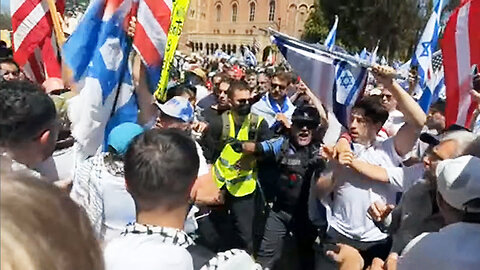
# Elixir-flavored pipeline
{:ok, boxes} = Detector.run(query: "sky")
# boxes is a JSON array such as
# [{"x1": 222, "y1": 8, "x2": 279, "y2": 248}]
[{"x1": 1, "y1": 0, "x2": 10, "y2": 14}]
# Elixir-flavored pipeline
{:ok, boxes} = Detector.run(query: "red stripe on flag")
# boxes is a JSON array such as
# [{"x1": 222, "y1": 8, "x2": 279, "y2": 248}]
[
  {"x1": 13, "y1": 15, "x2": 53, "y2": 66},
  {"x1": 442, "y1": 5, "x2": 461, "y2": 127},
  {"x1": 134, "y1": 23, "x2": 162, "y2": 66},
  {"x1": 143, "y1": 0, "x2": 171, "y2": 34},
  {"x1": 466, "y1": 0, "x2": 480, "y2": 126},
  {"x1": 41, "y1": 34, "x2": 62, "y2": 79},
  {"x1": 27, "y1": 53, "x2": 44, "y2": 82},
  {"x1": 11, "y1": 0, "x2": 43, "y2": 30}
]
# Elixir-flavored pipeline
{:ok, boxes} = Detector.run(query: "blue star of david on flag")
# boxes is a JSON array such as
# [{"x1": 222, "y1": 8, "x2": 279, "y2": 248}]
[{"x1": 420, "y1": 42, "x2": 431, "y2": 58}]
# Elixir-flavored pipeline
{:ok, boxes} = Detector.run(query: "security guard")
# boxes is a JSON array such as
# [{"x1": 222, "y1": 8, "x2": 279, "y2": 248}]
[
  {"x1": 206, "y1": 80, "x2": 272, "y2": 254},
  {"x1": 254, "y1": 106, "x2": 326, "y2": 270}
]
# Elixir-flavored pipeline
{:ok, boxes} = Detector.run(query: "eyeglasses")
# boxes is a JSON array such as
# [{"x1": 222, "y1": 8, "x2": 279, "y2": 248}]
[
  {"x1": 381, "y1": 94, "x2": 393, "y2": 100},
  {"x1": 293, "y1": 120, "x2": 318, "y2": 130},
  {"x1": 1, "y1": 70, "x2": 20, "y2": 77},
  {"x1": 271, "y1": 83, "x2": 287, "y2": 90}
]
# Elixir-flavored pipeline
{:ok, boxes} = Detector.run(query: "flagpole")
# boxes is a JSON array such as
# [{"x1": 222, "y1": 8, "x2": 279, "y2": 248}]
[{"x1": 46, "y1": 0, "x2": 66, "y2": 48}]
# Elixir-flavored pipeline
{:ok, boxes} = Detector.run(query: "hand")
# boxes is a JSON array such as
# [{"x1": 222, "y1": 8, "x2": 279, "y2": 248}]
[
  {"x1": 371, "y1": 65, "x2": 396, "y2": 87},
  {"x1": 191, "y1": 121, "x2": 209, "y2": 134},
  {"x1": 338, "y1": 151, "x2": 354, "y2": 167},
  {"x1": 242, "y1": 142, "x2": 257, "y2": 154},
  {"x1": 276, "y1": 113, "x2": 291, "y2": 129},
  {"x1": 470, "y1": 89, "x2": 480, "y2": 104},
  {"x1": 367, "y1": 201, "x2": 395, "y2": 222},
  {"x1": 127, "y1": 16, "x2": 137, "y2": 38},
  {"x1": 326, "y1": 243, "x2": 364, "y2": 270},
  {"x1": 367, "y1": 253, "x2": 398, "y2": 270},
  {"x1": 321, "y1": 145, "x2": 337, "y2": 160}
]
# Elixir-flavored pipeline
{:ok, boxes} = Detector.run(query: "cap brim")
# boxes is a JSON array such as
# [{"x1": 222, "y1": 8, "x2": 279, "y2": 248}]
[
  {"x1": 155, "y1": 102, "x2": 187, "y2": 122},
  {"x1": 420, "y1": 133, "x2": 440, "y2": 146}
]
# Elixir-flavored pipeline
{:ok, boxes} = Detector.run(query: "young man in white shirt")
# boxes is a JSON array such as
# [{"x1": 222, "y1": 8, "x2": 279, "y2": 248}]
[
  {"x1": 315, "y1": 65, "x2": 426, "y2": 268},
  {"x1": 104, "y1": 129, "x2": 258, "y2": 270}
]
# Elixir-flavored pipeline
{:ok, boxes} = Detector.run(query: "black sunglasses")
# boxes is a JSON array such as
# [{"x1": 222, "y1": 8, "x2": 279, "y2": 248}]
[{"x1": 272, "y1": 83, "x2": 287, "y2": 90}]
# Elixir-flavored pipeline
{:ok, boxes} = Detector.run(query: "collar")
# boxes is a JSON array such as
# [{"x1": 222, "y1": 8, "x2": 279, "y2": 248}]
[{"x1": 123, "y1": 223, "x2": 194, "y2": 248}]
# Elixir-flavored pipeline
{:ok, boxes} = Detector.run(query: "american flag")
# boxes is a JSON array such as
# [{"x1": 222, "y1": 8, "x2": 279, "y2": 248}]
[
  {"x1": 62, "y1": 0, "x2": 171, "y2": 156},
  {"x1": 11, "y1": 0, "x2": 64, "y2": 83}
]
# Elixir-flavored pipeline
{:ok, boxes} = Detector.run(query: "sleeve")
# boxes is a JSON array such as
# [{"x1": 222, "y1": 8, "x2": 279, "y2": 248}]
[
  {"x1": 258, "y1": 137, "x2": 285, "y2": 158},
  {"x1": 200, "y1": 116, "x2": 223, "y2": 164},
  {"x1": 381, "y1": 137, "x2": 405, "y2": 166},
  {"x1": 257, "y1": 119, "x2": 274, "y2": 142},
  {"x1": 387, "y1": 163, "x2": 425, "y2": 192},
  {"x1": 195, "y1": 142, "x2": 210, "y2": 177}
]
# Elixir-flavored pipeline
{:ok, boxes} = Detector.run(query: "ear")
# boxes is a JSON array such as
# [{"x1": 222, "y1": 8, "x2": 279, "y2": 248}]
[{"x1": 39, "y1": 129, "x2": 51, "y2": 145}]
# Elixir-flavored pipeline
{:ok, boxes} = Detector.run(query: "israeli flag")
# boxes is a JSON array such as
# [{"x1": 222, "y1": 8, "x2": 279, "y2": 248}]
[
  {"x1": 63, "y1": 0, "x2": 138, "y2": 156},
  {"x1": 332, "y1": 61, "x2": 368, "y2": 127},
  {"x1": 243, "y1": 46, "x2": 258, "y2": 67},
  {"x1": 324, "y1": 15, "x2": 338, "y2": 51},
  {"x1": 411, "y1": 0, "x2": 443, "y2": 112}
]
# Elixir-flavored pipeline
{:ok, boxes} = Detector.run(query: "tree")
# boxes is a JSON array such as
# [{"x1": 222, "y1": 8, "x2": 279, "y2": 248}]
[{"x1": 302, "y1": 4, "x2": 329, "y2": 43}]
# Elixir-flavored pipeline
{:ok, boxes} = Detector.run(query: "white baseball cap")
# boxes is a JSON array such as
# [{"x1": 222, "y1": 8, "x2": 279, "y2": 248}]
[{"x1": 436, "y1": 155, "x2": 480, "y2": 213}]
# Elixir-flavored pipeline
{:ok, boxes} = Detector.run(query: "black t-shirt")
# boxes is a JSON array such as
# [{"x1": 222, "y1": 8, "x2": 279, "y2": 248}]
[{"x1": 200, "y1": 109, "x2": 273, "y2": 164}]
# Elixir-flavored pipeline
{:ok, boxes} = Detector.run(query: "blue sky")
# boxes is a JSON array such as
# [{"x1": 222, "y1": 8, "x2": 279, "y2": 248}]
[{"x1": 1, "y1": 0, "x2": 10, "y2": 14}]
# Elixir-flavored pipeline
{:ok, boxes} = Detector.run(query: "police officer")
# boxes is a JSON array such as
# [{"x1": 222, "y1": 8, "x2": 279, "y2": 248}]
[{"x1": 254, "y1": 106, "x2": 326, "y2": 270}]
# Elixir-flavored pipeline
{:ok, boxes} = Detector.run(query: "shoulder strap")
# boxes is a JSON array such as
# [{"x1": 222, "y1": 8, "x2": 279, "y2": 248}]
[
  {"x1": 186, "y1": 244, "x2": 217, "y2": 270},
  {"x1": 221, "y1": 112, "x2": 231, "y2": 143},
  {"x1": 248, "y1": 113, "x2": 260, "y2": 141}
]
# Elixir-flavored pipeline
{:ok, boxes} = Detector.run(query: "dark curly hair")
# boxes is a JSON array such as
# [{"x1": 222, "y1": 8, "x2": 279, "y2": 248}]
[
  {"x1": 353, "y1": 95, "x2": 389, "y2": 126},
  {"x1": 0, "y1": 80, "x2": 56, "y2": 146}
]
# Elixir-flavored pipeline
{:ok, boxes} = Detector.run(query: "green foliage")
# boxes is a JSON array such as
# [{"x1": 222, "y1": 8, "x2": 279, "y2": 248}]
[{"x1": 302, "y1": 5, "x2": 329, "y2": 43}]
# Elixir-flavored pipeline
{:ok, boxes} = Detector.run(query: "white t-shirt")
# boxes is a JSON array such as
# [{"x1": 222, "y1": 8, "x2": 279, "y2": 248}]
[
  {"x1": 378, "y1": 110, "x2": 404, "y2": 140},
  {"x1": 326, "y1": 138, "x2": 404, "y2": 242},
  {"x1": 35, "y1": 147, "x2": 76, "y2": 182},
  {"x1": 398, "y1": 222, "x2": 480, "y2": 270}
]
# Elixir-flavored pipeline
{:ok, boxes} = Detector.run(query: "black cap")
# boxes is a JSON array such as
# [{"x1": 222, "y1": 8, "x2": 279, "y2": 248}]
[
  {"x1": 420, "y1": 124, "x2": 471, "y2": 146},
  {"x1": 291, "y1": 106, "x2": 320, "y2": 126}
]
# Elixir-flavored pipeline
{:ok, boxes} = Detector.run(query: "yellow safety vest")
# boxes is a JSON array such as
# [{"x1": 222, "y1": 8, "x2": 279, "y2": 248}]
[{"x1": 213, "y1": 112, "x2": 262, "y2": 197}]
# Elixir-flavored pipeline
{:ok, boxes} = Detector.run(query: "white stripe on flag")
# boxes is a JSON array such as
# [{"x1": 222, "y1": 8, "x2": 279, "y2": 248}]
[
  {"x1": 13, "y1": 0, "x2": 49, "y2": 51},
  {"x1": 455, "y1": 2, "x2": 472, "y2": 125},
  {"x1": 10, "y1": 0, "x2": 26, "y2": 15},
  {"x1": 137, "y1": 0, "x2": 168, "y2": 58}
]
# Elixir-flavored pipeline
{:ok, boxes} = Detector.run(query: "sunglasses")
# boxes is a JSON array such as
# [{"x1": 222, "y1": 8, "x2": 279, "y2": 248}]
[
  {"x1": 237, "y1": 99, "x2": 250, "y2": 104},
  {"x1": 1, "y1": 70, "x2": 20, "y2": 77},
  {"x1": 271, "y1": 83, "x2": 287, "y2": 90},
  {"x1": 293, "y1": 120, "x2": 318, "y2": 130}
]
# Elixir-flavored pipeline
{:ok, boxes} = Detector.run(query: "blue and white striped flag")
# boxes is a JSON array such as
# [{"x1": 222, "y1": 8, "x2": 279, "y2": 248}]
[
  {"x1": 243, "y1": 46, "x2": 258, "y2": 67},
  {"x1": 333, "y1": 61, "x2": 368, "y2": 127},
  {"x1": 324, "y1": 15, "x2": 338, "y2": 51},
  {"x1": 63, "y1": 0, "x2": 138, "y2": 156},
  {"x1": 411, "y1": 0, "x2": 443, "y2": 112}
]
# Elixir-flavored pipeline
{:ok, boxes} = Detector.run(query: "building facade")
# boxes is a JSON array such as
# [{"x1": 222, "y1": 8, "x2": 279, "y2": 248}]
[{"x1": 179, "y1": 0, "x2": 314, "y2": 58}]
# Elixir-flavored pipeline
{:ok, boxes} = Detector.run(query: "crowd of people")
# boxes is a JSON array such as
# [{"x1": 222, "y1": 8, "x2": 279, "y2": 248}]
[{"x1": 2, "y1": 39, "x2": 480, "y2": 270}]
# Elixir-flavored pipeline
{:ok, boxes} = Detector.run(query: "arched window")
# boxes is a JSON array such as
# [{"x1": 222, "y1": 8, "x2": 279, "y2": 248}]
[
  {"x1": 232, "y1": 3, "x2": 238, "y2": 22},
  {"x1": 269, "y1": 1, "x2": 275, "y2": 22},
  {"x1": 216, "y1": 5, "x2": 221, "y2": 22},
  {"x1": 249, "y1": 2, "x2": 255, "y2": 22}
]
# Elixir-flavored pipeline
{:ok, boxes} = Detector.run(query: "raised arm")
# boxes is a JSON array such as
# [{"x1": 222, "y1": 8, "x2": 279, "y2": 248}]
[{"x1": 372, "y1": 65, "x2": 426, "y2": 157}]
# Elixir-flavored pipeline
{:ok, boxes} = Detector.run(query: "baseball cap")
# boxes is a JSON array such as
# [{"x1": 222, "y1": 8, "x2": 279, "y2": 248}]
[
  {"x1": 107, "y1": 122, "x2": 144, "y2": 155},
  {"x1": 156, "y1": 96, "x2": 194, "y2": 123},
  {"x1": 292, "y1": 106, "x2": 320, "y2": 126},
  {"x1": 436, "y1": 155, "x2": 480, "y2": 213}
]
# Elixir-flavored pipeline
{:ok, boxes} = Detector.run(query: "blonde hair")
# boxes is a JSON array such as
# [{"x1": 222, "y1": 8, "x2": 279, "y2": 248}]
[{"x1": 1, "y1": 171, "x2": 104, "y2": 270}]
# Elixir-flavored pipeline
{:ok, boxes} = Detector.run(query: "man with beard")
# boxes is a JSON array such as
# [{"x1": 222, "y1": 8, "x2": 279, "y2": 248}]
[
  {"x1": 254, "y1": 106, "x2": 326, "y2": 270},
  {"x1": 208, "y1": 80, "x2": 272, "y2": 254},
  {"x1": 367, "y1": 129, "x2": 477, "y2": 254}
]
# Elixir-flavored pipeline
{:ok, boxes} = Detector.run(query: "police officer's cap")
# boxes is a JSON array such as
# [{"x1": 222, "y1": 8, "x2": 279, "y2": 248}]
[{"x1": 291, "y1": 106, "x2": 320, "y2": 126}]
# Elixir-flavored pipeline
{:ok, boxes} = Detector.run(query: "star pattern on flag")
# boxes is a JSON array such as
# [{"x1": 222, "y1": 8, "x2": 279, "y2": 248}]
[
  {"x1": 420, "y1": 41, "x2": 431, "y2": 57},
  {"x1": 340, "y1": 73, "x2": 354, "y2": 89}
]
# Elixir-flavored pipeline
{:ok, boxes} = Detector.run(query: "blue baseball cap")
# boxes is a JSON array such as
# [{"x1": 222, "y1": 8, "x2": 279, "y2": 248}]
[
  {"x1": 107, "y1": 122, "x2": 144, "y2": 155},
  {"x1": 156, "y1": 96, "x2": 194, "y2": 123}
]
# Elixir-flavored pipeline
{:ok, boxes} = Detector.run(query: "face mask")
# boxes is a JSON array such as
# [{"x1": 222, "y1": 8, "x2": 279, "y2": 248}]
[{"x1": 235, "y1": 103, "x2": 251, "y2": 116}]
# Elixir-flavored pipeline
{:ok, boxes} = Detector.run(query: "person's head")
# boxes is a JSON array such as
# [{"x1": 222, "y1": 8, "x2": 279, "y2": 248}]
[
  {"x1": 380, "y1": 88, "x2": 397, "y2": 112},
  {"x1": 185, "y1": 68, "x2": 206, "y2": 86},
  {"x1": 422, "y1": 130, "x2": 478, "y2": 182},
  {"x1": 0, "y1": 40, "x2": 6, "y2": 48},
  {"x1": 270, "y1": 71, "x2": 290, "y2": 102},
  {"x1": 245, "y1": 70, "x2": 257, "y2": 90},
  {"x1": 290, "y1": 106, "x2": 320, "y2": 147},
  {"x1": 426, "y1": 100, "x2": 446, "y2": 132},
  {"x1": 1, "y1": 170, "x2": 103, "y2": 270},
  {"x1": 0, "y1": 80, "x2": 59, "y2": 167},
  {"x1": 124, "y1": 129, "x2": 199, "y2": 213},
  {"x1": 257, "y1": 72, "x2": 271, "y2": 94},
  {"x1": 212, "y1": 73, "x2": 230, "y2": 107},
  {"x1": 107, "y1": 122, "x2": 144, "y2": 158},
  {"x1": 349, "y1": 96, "x2": 389, "y2": 145},
  {"x1": 227, "y1": 80, "x2": 251, "y2": 117},
  {"x1": 166, "y1": 83, "x2": 196, "y2": 106},
  {"x1": 0, "y1": 58, "x2": 21, "y2": 82},
  {"x1": 155, "y1": 96, "x2": 194, "y2": 132},
  {"x1": 435, "y1": 155, "x2": 480, "y2": 224}
]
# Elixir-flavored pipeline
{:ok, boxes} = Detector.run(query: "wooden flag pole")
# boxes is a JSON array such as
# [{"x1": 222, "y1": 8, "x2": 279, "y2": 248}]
[{"x1": 46, "y1": 0, "x2": 66, "y2": 48}]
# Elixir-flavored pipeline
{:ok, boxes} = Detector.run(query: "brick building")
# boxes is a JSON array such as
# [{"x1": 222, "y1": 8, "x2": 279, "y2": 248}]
[{"x1": 179, "y1": 0, "x2": 314, "y2": 58}]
